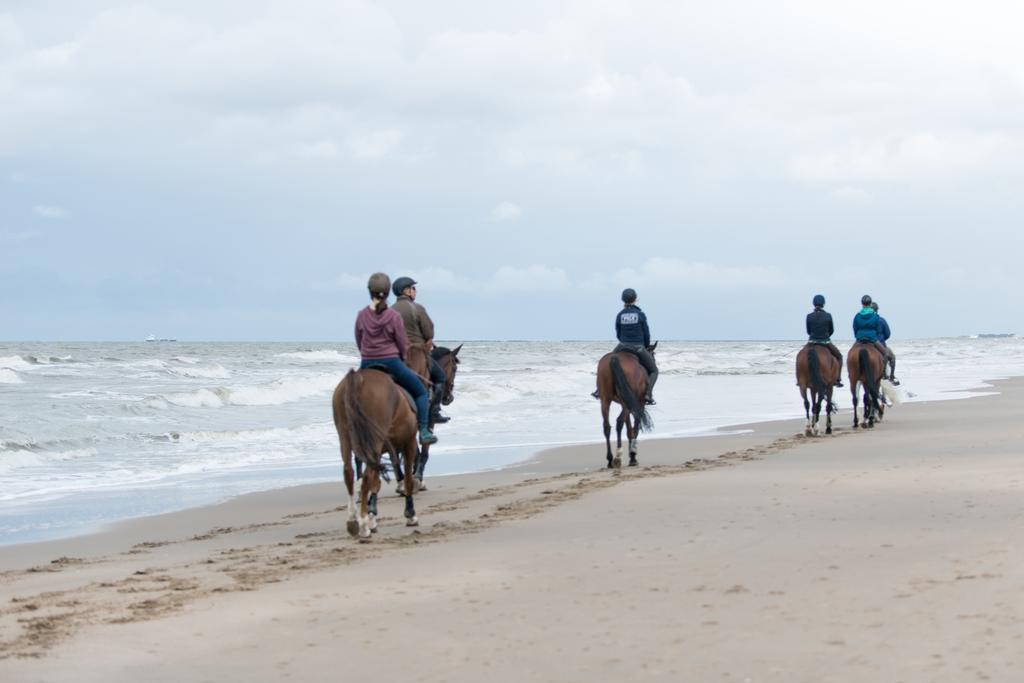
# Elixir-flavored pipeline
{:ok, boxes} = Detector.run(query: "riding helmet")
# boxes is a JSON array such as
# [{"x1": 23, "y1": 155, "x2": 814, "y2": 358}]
[
  {"x1": 621, "y1": 288, "x2": 637, "y2": 304},
  {"x1": 861, "y1": 294, "x2": 872, "y2": 306},
  {"x1": 392, "y1": 276, "x2": 417, "y2": 297},
  {"x1": 367, "y1": 272, "x2": 391, "y2": 298},
  {"x1": 812, "y1": 294, "x2": 826, "y2": 307}
]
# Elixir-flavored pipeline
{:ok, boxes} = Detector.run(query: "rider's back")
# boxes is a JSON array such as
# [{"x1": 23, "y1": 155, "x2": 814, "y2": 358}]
[
  {"x1": 806, "y1": 309, "x2": 834, "y2": 341},
  {"x1": 616, "y1": 306, "x2": 649, "y2": 346},
  {"x1": 355, "y1": 306, "x2": 407, "y2": 359},
  {"x1": 392, "y1": 296, "x2": 434, "y2": 345},
  {"x1": 852, "y1": 309, "x2": 880, "y2": 342}
]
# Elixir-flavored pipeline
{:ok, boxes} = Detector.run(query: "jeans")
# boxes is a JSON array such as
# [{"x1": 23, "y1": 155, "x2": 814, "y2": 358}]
[{"x1": 360, "y1": 358, "x2": 429, "y2": 429}]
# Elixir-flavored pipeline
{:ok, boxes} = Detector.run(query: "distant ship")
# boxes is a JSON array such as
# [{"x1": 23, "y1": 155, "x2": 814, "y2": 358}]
[
  {"x1": 145, "y1": 334, "x2": 177, "y2": 342},
  {"x1": 976, "y1": 333, "x2": 1015, "y2": 339}
]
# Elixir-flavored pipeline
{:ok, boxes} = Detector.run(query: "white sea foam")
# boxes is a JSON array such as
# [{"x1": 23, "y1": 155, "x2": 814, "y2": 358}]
[
  {"x1": 0, "y1": 369, "x2": 23, "y2": 384},
  {"x1": 227, "y1": 373, "x2": 340, "y2": 406},
  {"x1": 276, "y1": 349, "x2": 360, "y2": 363},
  {"x1": 0, "y1": 355, "x2": 34, "y2": 371},
  {"x1": 0, "y1": 447, "x2": 98, "y2": 473},
  {"x1": 168, "y1": 364, "x2": 230, "y2": 379}
]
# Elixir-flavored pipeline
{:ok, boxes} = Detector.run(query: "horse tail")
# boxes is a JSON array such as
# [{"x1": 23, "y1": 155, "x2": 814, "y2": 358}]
[
  {"x1": 341, "y1": 370, "x2": 391, "y2": 471},
  {"x1": 610, "y1": 355, "x2": 652, "y2": 432},
  {"x1": 858, "y1": 347, "x2": 881, "y2": 406},
  {"x1": 807, "y1": 346, "x2": 827, "y2": 396}
]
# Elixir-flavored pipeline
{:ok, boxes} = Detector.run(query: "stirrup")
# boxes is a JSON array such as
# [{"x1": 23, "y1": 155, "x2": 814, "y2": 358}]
[
  {"x1": 644, "y1": 396, "x2": 656, "y2": 405},
  {"x1": 590, "y1": 390, "x2": 600, "y2": 399},
  {"x1": 890, "y1": 377, "x2": 901, "y2": 386}
]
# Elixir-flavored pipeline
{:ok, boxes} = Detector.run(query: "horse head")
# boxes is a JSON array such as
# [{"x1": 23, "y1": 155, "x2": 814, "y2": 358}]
[
  {"x1": 433, "y1": 343, "x2": 462, "y2": 405},
  {"x1": 647, "y1": 340, "x2": 658, "y2": 356}
]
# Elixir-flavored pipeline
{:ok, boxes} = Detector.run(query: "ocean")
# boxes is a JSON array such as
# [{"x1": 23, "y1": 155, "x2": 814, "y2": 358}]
[{"x1": 2, "y1": 337, "x2": 1023, "y2": 545}]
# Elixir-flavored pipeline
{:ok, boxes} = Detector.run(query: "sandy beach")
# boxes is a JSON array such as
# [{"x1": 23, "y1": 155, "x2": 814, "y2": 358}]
[{"x1": 2, "y1": 379, "x2": 1024, "y2": 681}]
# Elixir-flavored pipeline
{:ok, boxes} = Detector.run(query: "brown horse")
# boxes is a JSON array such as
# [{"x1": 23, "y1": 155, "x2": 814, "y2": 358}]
[
  {"x1": 398, "y1": 343, "x2": 462, "y2": 490},
  {"x1": 332, "y1": 368, "x2": 420, "y2": 541},
  {"x1": 595, "y1": 342, "x2": 656, "y2": 468},
  {"x1": 846, "y1": 341, "x2": 886, "y2": 429},
  {"x1": 796, "y1": 344, "x2": 841, "y2": 436}
]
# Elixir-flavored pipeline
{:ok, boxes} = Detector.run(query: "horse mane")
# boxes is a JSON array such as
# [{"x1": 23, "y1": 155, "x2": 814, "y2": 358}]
[{"x1": 431, "y1": 346, "x2": 458, "y2": 363}]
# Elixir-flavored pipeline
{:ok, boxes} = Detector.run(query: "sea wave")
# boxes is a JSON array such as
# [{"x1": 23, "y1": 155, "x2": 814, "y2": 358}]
[
  {"x1": 0, "y1": 446, "x2": 99, "y2": 473},
  {"x1": 152, "y1": 373, "x2": 340, "y2": 408},
  {"x1": 0, "y1": 355, "x2": 35, "y2": 371},
  {"x1": 0, "y1": 369, "x2": 24, "y2": 384},
  {"x1": 167, "y1": 364, "x2": 231, "y2": 379},
  {"x1": 276, "y1": 349, "x2": 360, "y2": 363}
]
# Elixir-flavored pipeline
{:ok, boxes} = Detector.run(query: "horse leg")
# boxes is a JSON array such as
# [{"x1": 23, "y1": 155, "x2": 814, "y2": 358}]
[
  {"x1": 863, "y1": 388, "x2": 874, "y2": 428},
  {"x1": 825, "y1": 390, "x2": 834, "y2": 435},
  {"x1": 602, "y1": 400, "x2": 613, "y2": 468},
  {"x1": 414, "y1": 443, "x2": 429, "y2": 491},
  {"x1": 627, "y1": 415, "x2": 639, "y2": 467},
  {"x1": 358, "y1": 468, "x2": 375, "y2": 541},
  {"x1": 402, "y1": 437, "x2": 419, "y2": 527},
  {"x1": 341, "y1": 432, "x2": 359, "y2": 538},
  {"x1": 851, "y1": 383, "x2": 859, "y2": 429},
  {"x1": 615, "y1": 413, "x2": 625, "y2": 461},
  {"x1": 811, "y1": 392, "x2": 821, "y2": 436},
  {"x1": 613, "y1": 409, "x2": 626, "y2": 469},
  {"x1": 801, "y1": 386, "x2": 811, "y2": 436}
]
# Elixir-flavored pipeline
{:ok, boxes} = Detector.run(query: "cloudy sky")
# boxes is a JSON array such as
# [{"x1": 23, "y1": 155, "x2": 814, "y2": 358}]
[{"x1": 2, "y1": 1, "x2": 1022, "y2": 341}]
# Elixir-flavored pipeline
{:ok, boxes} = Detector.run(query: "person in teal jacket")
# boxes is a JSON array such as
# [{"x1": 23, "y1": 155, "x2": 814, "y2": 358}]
[{"x1": 852, "y1": 295, "x2": 889, "y2": 360}]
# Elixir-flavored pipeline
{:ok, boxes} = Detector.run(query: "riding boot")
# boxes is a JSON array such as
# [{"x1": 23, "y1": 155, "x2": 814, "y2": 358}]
[
  {"x1": 591, "y1": 390, "x2": 600, "y2": 399},
  {"x1": 429, "y1": 384, "x2": 450, "y2": 423},
  {"x1": 645, "y1": 370, "x2": 658, "y2": 405},
  {"x1": 889, "y1": 360, "x2": 900, "y2": 385},
  {"x1": 418, "y1": 425, "x2": 437, "y2": 445}
]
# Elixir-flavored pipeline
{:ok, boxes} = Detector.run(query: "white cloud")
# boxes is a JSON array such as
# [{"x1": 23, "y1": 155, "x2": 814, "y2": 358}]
[
  {"x1": 589, "y1": 257, "x2": 785, "y2": 290},
  {"x1": 346, "y1": 128, "x2": 404, "y2": 161},
  {"x1": 830, "y1": 185, "x2": 871, "y2": 202},
  {"x1": 32, "y1": 205, "x2": 67, "y2": 219},
  {"x1": 0, "y1": 229, "x2": 41, "y2": 243},
  {"x1": 490, "y1": 265, "x2": 570, "y2": 292},
  {"x1": 490, "y1": 201, "x2": 523, "y2": 222}
]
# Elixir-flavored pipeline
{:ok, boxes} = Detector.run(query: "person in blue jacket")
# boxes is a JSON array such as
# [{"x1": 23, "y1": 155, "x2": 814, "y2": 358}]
[
  {"x1": 852, "y1": 295, "x2": 889, "y2": 361},
  {"x1": 593, "y1": 288, "x2": 659, "y2": 404},
  {"x1": 870, "y1": 301, "x2": 899, "y2": 385}
]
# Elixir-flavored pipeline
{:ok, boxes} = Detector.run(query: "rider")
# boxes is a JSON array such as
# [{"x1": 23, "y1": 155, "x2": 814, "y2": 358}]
[
  {"x1": 870, "y1": 301, "x2": 900, "y2": 385},
  {"x1": 613, "y1": 288, "x2": 658, "y2": 405},
  {"x1": 391, "y1": 276, "x2": 450, "y2": 424},
  {"x1": 852, "y1": 294, "x2": 888, "y2": 361},
  {"x1": 354, "y1": 272, "x2": 437, "y2": 445},
  {"x1": 805, "y1": 294, "x2": 844, "y2": 387}
]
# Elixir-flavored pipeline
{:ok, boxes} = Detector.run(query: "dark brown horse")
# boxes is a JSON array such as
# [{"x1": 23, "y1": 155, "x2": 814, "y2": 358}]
[
  {"x1": 332, "y1": 368, "x2": 420, "y2": 541},
  {"x1": 846, "y1": 341, "x2": 886, "y2": 429},
  {"x1": 796, "y1": 344, "x2": 841, "y2": 436},
  {"x1": 595, "y1": 342, "x2": 656, "y2": 468},
  {"x1": 396, "y1": 343, "x2": 462, "y2": 490}
]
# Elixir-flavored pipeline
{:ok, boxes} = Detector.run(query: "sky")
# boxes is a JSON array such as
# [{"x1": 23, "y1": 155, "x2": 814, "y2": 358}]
[{"x1": 2, "y1": 0, "x2": 1023, "y2": 341}]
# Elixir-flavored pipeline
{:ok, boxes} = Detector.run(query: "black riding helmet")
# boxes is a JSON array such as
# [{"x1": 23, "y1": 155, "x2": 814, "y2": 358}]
[
  {"x1": 813, "y1": 294, "x2": 825, "y2": 307},
  {"x1": 861, "y1": 294, "x2": 872, "y2": 306},
  {"x1": 621, "y1": 288, "x2": 637, "y2": 304},
  {"x1": 392, "y1": 276, "x2": 417, "y2": 297}
]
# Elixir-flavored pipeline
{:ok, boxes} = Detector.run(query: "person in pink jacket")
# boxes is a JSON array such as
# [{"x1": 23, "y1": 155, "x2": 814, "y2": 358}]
[{"x1": 354, "y1": 272, "x2": 437, "y2": 445}]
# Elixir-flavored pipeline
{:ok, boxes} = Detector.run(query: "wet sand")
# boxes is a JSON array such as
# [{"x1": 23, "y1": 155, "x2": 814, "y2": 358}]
[{"x1": 3, "y1": 379, "x2": 1024, "y2": 681}]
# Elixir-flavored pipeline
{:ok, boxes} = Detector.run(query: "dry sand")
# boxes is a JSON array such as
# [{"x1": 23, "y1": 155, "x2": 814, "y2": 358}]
[{"x1": 3, "y1": 379, "x2": 1024, "y2": 681}]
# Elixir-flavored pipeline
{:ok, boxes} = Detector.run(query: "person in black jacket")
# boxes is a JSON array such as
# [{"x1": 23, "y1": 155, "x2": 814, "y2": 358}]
[{"x1": 806, "y1": 294, "x2": 844, "y2": 387}]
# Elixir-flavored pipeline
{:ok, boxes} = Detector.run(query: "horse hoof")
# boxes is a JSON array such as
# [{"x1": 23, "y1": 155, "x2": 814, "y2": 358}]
[
  {"x1": 628, "y1": 458, "x2": 638, "y2": 467},
  {"x1": 612, "y1": 457, "x2": 621, "y2": 469},
  {"x1": 606, "y1": 461, "x2": 613, "y2": 469},
  {"x1": 406, "y1": 517, "x2": 419, "y2": 527},
  {"x1": 346, "y1": 520, "x2": 359, "y2": 537},
  {"x1": 395, "y1": 486, "x2": 404, "y2": 496},
  {"x1": 804, "y1": 428, "x2": 813, "y2": 437},
  {"x1": 826, "y1": 428, "x2": 833, "y2": 435},
  {"x1": 359, "y1": 535, "x2": 372, "y2": 544}
]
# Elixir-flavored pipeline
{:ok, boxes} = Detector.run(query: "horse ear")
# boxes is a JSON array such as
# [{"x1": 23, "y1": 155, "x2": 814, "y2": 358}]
[
  {"x1": 650, "y1": 341, "x2": 658, "y2": 351},
  {"x1": 452, "y1": 344, "x2": 463, "y2": 356}
]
